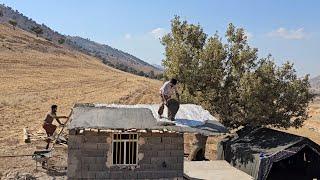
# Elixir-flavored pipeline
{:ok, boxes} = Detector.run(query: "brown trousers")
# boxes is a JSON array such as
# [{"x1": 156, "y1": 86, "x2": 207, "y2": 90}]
[{"x1": 158, "y1": 94, "x2": 180, "y2": 121}]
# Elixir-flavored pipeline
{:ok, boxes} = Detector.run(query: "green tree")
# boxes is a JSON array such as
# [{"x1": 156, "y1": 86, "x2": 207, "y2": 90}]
[
  {"x1": 58, "y1": 38, "x2": 65, "y2": 44},
  {"x1": 148, "y1": 70, "x2": 155, "y2": 79},
  {"x1": 8, "y1": 19, "x2": 17, "y2": 30},
  {"x1": 31, "y1": 26, "x2": 43, "y2": 37},
  {"x1": 162, "y1": 16, "x2": 313, "y2": 129},
  {"x1": 162, "y1": 16, "x2": 207, "y2": 103}
]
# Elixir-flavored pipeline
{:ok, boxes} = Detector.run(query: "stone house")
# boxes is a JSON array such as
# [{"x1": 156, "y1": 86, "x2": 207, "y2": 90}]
[{"x1": 67, "y1": 103, "x2": 227, "y2": 179}]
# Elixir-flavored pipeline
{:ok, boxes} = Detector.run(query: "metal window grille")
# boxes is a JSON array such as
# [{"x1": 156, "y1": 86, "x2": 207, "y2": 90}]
[{"x1": 112, "y1": 133, "x2": 138, "y2": 165}]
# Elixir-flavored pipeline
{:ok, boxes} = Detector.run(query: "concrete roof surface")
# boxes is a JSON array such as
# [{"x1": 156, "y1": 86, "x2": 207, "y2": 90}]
[
  {"x1": 68, "y1": 103, "x2": 227, "y2": 135},
  {"x1": 184, "y1": 160, "x2": 253, "y2": 180}
]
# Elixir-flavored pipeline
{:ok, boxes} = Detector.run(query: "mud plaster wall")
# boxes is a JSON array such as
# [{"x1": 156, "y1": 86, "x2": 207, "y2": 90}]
[
  {"x1": 67, "y1": 130, "x2": 184, "y2": 179},
  {"x1": 184, "y1": 133, "x2": 224, "y2": 160}
]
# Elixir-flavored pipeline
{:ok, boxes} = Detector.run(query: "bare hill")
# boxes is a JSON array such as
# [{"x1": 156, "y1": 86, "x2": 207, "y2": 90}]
[
  {"x1": 0, "y1": 23, "x2": 161, "y2": 175},
  {"x1": 310, "y1": 75, "x2": 320, "y2": 94},
  {"x1": 0, "y1": 4, "x2": 162, "y2": 77}
]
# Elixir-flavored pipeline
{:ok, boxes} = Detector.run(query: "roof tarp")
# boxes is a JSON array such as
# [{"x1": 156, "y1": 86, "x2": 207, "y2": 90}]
[
  {"x1": 68, "y1": 103, "x2": 228, "y2": 135},
  {"x1": 217, "y1": 127, "x2": 320, "y2": 180}
]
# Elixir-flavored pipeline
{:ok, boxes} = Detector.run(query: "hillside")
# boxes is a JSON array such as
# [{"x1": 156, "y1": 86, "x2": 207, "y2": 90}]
[
  {"x1": 0, "y1": 23, "x2": 161, "y2": 176},
  {"x1": 66, "y1": 36, "x2": 162, "y2": 76},
  {"x1": 310, "y1": 75, "x2": 320, "y2": 94},
  {"x1": 0, "y1": 4, "x2": 162, "y2": 77}
]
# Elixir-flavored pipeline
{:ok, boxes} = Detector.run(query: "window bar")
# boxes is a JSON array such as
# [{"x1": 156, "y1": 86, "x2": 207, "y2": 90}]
[
  {"x1": 131, "y1": 142, "x2": 134, "y2": 164},
  {"x1": 119, "y1": 133, "x2": 122, "y2": 164},
  {"x1": 128, "y1": 134, "x2": 130, "y2": 164},
  {"x1": 115, "y1": 134, "x2": 118, "y2": 164}
]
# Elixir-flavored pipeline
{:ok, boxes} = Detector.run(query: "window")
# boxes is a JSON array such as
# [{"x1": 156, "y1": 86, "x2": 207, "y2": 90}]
[{"x1": 112, "y1": 133, "x2": 138, "y2": 165}]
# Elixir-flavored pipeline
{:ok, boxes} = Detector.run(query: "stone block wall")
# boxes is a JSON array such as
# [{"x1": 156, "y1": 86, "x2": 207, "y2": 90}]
[
  {"x1": 68, "y1": 130, "x2": 184, "y2": 179},
  {"x1": 184, "y1": 133, "x2": 224, "y2": 160}
]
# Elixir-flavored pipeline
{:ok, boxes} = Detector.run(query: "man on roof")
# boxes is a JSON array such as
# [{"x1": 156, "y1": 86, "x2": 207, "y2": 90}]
[
  {"x1": 43, "y1": 105, "x2": 68, "y2": 149},
  {"x1": 158, "y1": 78, "x2": 180, "y2": 120}
]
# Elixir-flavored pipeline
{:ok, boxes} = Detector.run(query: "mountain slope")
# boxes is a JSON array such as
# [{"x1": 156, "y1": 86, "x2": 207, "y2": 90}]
[
  {"x1": 0, "y1": 23, "x2": 161, "y2": 174},
  {"x1": 310, "y1": 75, "x2": 320, "y2": 94},
  {"x1": 0, "y1": 4, "x2": 162, "y2": 77},
  {"x1": 67, "y1": 36, "x2": 161, "y2": 75}
]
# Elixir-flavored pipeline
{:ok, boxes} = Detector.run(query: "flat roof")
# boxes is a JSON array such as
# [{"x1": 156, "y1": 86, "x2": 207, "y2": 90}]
[{"x1": 68, "y1": 103, "x2": 228, "y2": 135}]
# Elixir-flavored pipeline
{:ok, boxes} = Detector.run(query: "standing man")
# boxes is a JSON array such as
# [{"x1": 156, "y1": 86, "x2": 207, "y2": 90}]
[
  {"x1": 43, "y1": 105, "x2": 68, "y2": 149},
  {"x1": 158, "y1": 78, "x2": 180, "y2": 120}
]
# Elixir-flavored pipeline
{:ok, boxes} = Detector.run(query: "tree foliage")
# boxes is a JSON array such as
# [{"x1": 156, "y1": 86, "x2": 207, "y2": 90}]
[
  {"x1": 8, "y1": 19, "x2": 17, "y2": 30},
  {"x1": 162, "y1": 16, "x2": 313, "y2": 129},
  {"x1": 31, "y1": 26, "x2": 43, "y2": 37},
  {"x1": 58, "y1": 38, "x2": 65, "y2": 44}
]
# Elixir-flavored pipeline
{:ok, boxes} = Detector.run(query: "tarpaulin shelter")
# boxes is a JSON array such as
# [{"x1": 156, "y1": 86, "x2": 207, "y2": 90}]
[{"x1": 217, "y1": 127, "x2": 320, "y2": 180}]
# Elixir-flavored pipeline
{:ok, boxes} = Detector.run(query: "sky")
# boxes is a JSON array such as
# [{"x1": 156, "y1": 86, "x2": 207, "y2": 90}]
[{"x1": 1, "y1": 0, "x2": 319, "y2": 77}]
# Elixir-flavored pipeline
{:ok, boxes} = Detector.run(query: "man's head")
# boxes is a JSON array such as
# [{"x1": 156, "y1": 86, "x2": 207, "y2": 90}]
[
  {"x1": 170, "y1": 78, "x2": 177, "y2": 85},
  {"x1": 51, "y1": 104, "x2": 57, "y2": 113}
]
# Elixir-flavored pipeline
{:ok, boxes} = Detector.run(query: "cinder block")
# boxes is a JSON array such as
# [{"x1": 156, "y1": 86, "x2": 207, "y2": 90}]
[
  {"x1": 177, "y1": 144, "x2": 184, "y2": 150},
  {"x1": 165, "y1": 144, "x2": 176, "y2": 150},
  {"x1": 123, "y1": 171, "x2": 138, "y2": 179},
  {"x1": 82, "y1": 149, "x2": 106, "y2": 157},
  {"x1": 88, "y1": 164, "x2": 105, "y2": 171},
  {"x1": 109, "y1": 171, "x2": 124, "y2": 179},
  {"x1": 148, "y1": 137, "x2": 162, "y2": 144},
  {"x1": 88, "y1": 171, "x2": 97, "y2": 179},
  {"x1": 177, "y1": 156, "x2": 184, "y2": 163},
  {"x1": 162, "y1": 170, "x2": 178, "y2": 178},
  {"x1": 83, "y1": 135, "x2": 100, "y2": 143},
  {"x1": 66, "y1": 164, "x2": 77, "y2": 178},
  {"x1": 164, "y1": 157, "x2": 177, "y2": 164},
  {"x1": 171, "y1": 137, "x2": 184, "y2": 144},
  {"x1": 157, "y1": 150, "x2": 168, "y2": 157},
  {"x1": 139, "y1": 144, "x2": 152, "y2": 150},
  {"x1": 168, "y1": 163, "x2": 183, "y2": 170},
  {"x1": 150, "y1": 157, "x2": 162, "y2": 164},
  {"x1": 153, "y1": 144, "x2": 165, "y2": 150},
  {"x1": 81, "y1": 164, "x2": 89, "y2": 171},
  {"x1": 137, "y1": 171, "x2": 153, "y2": 179},
  {"x1": 170, "y1": 150, "x2": 184, "y2": 156},
  {"x1": 82, "y1": 142, "x2": 98, "y2": 150},
  {"x1": 162, "y1": 137, "x2": 172, "y2": 144},
  {"x1": 95, "y1": 171, "x2": 109, "y2": 179},
  {"x1": 68, "y1": 151, "x2": 81, "y2": 162},
  {"x1": 82, "y1": 157, "x2": 97, "y2": 165},
  {"x1": 95, "y1": 157, "x2": 107, "y2": 164},
  {"x1": 177, "y1": 171, "x2": 184, "y2": 177},
  {"x1": 139, "y1": 163, "x2": 155, "y2": 170},
  {"x1": 152, "y1": 171, "x2": 180, "y2": 179},
  {"x1": 98, "y1": 135, "x2": 108, "y2": 143},
  {"x1": 144, "y1": 150, "x2": 158, "y2": 157},
  {"x1": 138, "y1": 156, "x2": 151, "y2": 164},
  {"x1": 97, "y1": 143, "x2": 108, "y2": 150}
]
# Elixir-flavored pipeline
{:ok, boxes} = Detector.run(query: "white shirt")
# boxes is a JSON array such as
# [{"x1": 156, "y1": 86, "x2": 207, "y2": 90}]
[{"x1": 160, "y1": 81, "x2": 177, "y2": 97}]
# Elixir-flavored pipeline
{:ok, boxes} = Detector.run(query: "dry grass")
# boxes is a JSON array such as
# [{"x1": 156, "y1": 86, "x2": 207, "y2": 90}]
[
  {"x1": 0, "y1": 23, "x2": 319, "y2": 178},
  {"x1": 0, "y1": 23, "x2": 161, "y2": 176}
]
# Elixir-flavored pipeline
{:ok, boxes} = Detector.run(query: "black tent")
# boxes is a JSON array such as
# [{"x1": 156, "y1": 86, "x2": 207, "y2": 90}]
[{"x1": 217, "y1": 127, "x2": 320, "y2": 180}]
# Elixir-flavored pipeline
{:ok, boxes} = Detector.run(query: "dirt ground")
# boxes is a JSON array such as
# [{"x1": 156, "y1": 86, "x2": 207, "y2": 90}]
[
  {"x1": 0, "y1": 24, "x2": 161, "y2": 179},
  {"x1": 0, "y1": 23, "x2": 319, "y2": 179}
]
